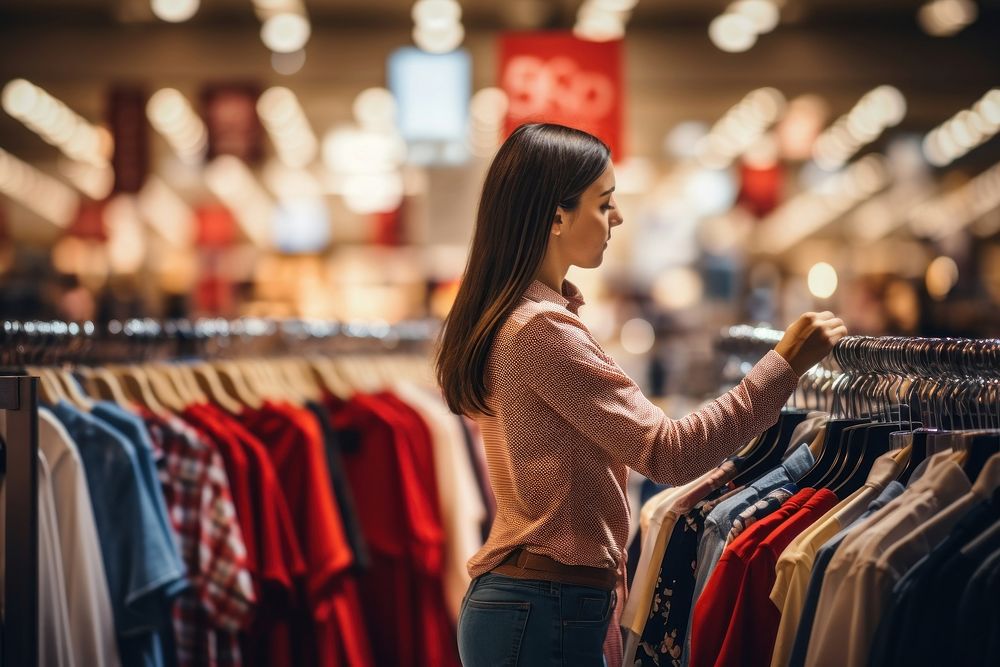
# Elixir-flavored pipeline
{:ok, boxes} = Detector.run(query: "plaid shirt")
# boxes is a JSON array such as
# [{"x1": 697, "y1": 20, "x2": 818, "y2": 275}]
[{"x1": 144, "y1": 411, "x2": 256, "y2": 667}]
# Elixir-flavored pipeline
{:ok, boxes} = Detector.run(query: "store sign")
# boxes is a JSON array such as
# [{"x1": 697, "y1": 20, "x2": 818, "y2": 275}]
[
  {"x1": 108, "y1": 86, "x2": 148, "y2": 194},
  {"x1": 201, "y1": 84, "x2": 263, "y2": 163},
  {"x1": 499, "y1": 32, "x2": 624, "y2": 159},
  {"x1": 388, "y1": 47, "x2": 471, "y2": 165}
]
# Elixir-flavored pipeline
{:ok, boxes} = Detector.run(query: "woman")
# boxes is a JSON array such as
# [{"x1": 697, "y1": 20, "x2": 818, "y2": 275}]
[{"x1": 436, "y1": 123, "x2": 847, "y2": 667}]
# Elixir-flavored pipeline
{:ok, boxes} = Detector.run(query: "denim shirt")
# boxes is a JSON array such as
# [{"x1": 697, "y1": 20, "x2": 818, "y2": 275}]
[
  {"x1": 52, "y1": 402, "x2": 187, "y2": 667},
  {"x1": 92, "y1": 402, "x2": 186, "y2": 589},
  {"x1": 680, "y1": 444, "x2": 815, "y2": 667}
]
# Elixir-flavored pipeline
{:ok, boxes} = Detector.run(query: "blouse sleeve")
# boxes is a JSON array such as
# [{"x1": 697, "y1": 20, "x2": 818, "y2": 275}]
[{"x1": 513, "y1": 310, "x2": 800, "y2": 486}]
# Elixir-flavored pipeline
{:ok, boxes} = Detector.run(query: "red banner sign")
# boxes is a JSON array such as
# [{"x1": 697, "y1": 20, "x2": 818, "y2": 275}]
[
  {"x1": 201, "y1": 84, "x2": 263, "y2": 164},
  {"x1": 499, "y1": 32, "x2": 624, "y2": 159}
]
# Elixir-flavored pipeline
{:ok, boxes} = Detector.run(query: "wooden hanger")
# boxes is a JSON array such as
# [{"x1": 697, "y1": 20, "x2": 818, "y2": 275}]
[
  {"x1": 239, "y1": 358, "x2": 276, "y2": 403},
  {"x1": 112, "y1": 363, "x2": 172, "y2": 416},
  {"x1": 190, "y1": 361, "x2": 243, "y2": 414},
  {"x1": 54, "y1": 366, "x2": 95, "y2": 411},
  {"x1": 79, "y1": 366, "x2": 135, "y2": 408},
  {"x1": 213, "y1": 360, "x2": 263, "y2": 410},
  {"x1": 308, "y1": 356, "x2": 353, "y2": 400},
  {"x1": 336, "y1": 356, "x2": 379, "y2": 394},
  {"x1": 27, "y1": 365, "x2": 65, "y2": 405},
  {"x1": 282, "y1": 358, "x2": 322, "y2": 403},
  {"x1": 264, "y1": 358, "x2": 304, "y2": 406},
  {"x1": 142, "y1": 363, "x2": 190, "y2": 412},
  {"x1": 176, "y1": 362, "x2": 210, "y2": 405}
]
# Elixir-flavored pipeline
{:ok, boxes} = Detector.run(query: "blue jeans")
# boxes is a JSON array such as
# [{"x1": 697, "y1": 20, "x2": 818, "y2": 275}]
[{"x1": 457, "y1": 572, "x2": 615, "y2": 667}]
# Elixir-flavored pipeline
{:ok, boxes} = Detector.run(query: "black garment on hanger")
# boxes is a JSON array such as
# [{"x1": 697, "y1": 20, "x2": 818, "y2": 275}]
[
  {"x1": 868, "y1": 489, "x2": 1000, "y2": 667},
  {"x1": 829, "y1": 422, "x2": 915, "y2": 498},
  {"x1": 728, "y1": 409, "x2": 809, "y2": 488},
  {"x1": 306, "y1": 401, "x2": 371, "y2": 572},
  {"x1": 796, "y1": 418, "x2": 867, "y2": 488}
]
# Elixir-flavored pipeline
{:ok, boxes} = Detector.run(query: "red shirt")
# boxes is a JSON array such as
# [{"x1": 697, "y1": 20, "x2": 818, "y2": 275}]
[
  {"x1": 374, "y1": 393, "x2": 458, "y2": 667},
  {"x1": 181, "y1": 404, "x2": 306, "y2": 667},
  {"x1": 241, "y1": 401, "x2": 372, "y2": 667},
  {"x1": 328, "y1": 393, "x2": 460, "y2": 667},
  {"x1": 689, "y1": 488, "x2": 817, "y2": 667},
  {"x1": 716, "y1": 489, "x2": 838, "y2": 667}
]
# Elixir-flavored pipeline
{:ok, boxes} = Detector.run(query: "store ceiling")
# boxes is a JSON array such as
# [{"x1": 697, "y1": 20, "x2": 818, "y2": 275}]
[{"x1": 0, "y1": 0, "x2": 938, "y2": 28}]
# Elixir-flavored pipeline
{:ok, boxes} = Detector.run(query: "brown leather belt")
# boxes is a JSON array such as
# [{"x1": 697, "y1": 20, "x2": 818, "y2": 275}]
[{"x1": 491, "y1": 549, "x2": 618, "y2": 591}]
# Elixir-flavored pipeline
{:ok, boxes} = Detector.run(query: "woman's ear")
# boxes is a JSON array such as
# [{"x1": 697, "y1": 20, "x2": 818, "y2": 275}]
[{"x1": 551, "y1": 208, "x2": 565, "y2": 237}]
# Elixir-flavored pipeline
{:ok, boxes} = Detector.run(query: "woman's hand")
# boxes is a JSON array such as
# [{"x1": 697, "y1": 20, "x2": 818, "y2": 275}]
[{"x1": 774, "y1": 311, "x2": 848, "y2": 376}]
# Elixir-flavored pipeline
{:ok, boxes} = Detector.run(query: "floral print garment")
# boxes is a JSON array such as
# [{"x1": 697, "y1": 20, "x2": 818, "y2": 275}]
[
  {"x1": 723, "y1": 484, "x2": 798, "y2": 546},
  {"x1": 633, "y1": 492, "x2": 729, "y2": 667}
]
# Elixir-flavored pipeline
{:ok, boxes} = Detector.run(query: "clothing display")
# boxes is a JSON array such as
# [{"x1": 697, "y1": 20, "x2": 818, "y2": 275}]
[
  {"x1": 625, "y1": 332, "x2": 1000, "y2": 667},
  {"x1": 0, "y1": 344, "x2": 490, "y2": 667}
]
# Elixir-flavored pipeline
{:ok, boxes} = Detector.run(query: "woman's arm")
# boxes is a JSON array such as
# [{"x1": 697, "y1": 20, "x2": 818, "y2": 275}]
[{"x1": 514, "y1": 310, "x2": 844, "y2": 486}]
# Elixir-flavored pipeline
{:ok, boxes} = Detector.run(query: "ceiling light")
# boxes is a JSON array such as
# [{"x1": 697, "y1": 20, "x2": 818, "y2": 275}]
[
  {"x1": 731, "y1": 0, "x2": 779, "y2": 33},
  {"x1": 807, "y1": 262, "x2": 838, "y2": 299},
  {"x1": 412, "y1": 22, "x2": 464, "y2": 54},
  {"x1": 261, "y1": 12, "x2": 311, "y2": 53},
  {"x1": 411, "y1": 0, "x2": 462, "y2": 29},
  {"x1": 709, "y1": 13, "x2": 757, "y2": 53},
  {"x1": 150, "y1": 0, "x2": 200, "y2": 23}
]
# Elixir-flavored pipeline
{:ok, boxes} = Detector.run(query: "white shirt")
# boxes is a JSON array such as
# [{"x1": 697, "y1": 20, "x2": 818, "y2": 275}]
[
  {"x1": 39, "y1": 409, "x2": 122, "y2": 667},
  {"x1": 393, "y1": 381, "x2": 487, "y2": 621}
]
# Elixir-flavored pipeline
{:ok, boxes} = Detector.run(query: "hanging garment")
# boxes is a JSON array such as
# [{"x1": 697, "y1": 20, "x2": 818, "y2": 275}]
[
  {"x1": 693, "y1": 489, "x2": 838, "y2": 667},
  {"x1": 305, "y1": 400, "x2": 371, "y2": 572},
  {"x1": 328, "y1": 392, "x2": 458, "y2": 667},
  {"x1": 371, "y1": 391, "x2": 459, "y2": 667},
  {"x1": 688, "y1": 488, "x2": 819, "y2": 667},
  {"x1": 768, "y1": 448, "x2": 907, "y2": 667},
  {"x1": 953, "y1": 541, "x2": 1000, "y2": 667},
  {"x1": 785, "y1": 481, "x2": 905, "y2": 667},
  {"x1": 38, "y1": 409, "x2": 121, "y2": 667},
  {"x1": 180, "y1": 403, "x2": 306, "y2": 667},
  {"x1": 0, "y1": 442, "x2": 76, "y2": 667},
  {"x1": 142, "y1": 411, "x2": 256, "y2": 667},
  {"x1": 804, "y1": 453, "x2": 972, "y2": 667},
  {"x1": 392, "y1": 381, "x2": 487, "y2": 622},
  {"x1": 241, "y1": 400, "x2": 374, "y2": 667},
  {"x1": 51, "y1": 401, "x2": 187, "y2": 667},
  {"x1": 678, "y1": 444, "x2": 815, "y2": 667}
]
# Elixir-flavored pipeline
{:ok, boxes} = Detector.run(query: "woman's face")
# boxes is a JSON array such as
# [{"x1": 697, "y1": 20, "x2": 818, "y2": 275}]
[{"x1": 555, "y1": 163, "x2": 624, "y2": 269}]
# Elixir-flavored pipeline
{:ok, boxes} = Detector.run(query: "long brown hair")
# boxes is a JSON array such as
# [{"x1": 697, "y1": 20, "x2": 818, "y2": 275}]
[{"x1": 436, "y1": 123, "x2": 611, "y2": 416}]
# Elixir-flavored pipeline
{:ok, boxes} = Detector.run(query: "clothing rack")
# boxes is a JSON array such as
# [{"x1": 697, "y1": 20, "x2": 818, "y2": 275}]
[
  {"x1": 0, "y1": 317, "x2": 440, "y2": 367},
  {"x1": 0, "y1": 316, "x2": 438, "y2": 667},
  {"x1": 719, "y1": 325, "x2": 1000, "y2": 426},
  {"x1": 0, "y1": 374, "x2": 39, "y2": 667}
]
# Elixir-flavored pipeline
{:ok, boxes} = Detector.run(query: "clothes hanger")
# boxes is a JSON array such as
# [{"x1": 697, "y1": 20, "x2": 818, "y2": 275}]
[
  {"x1": 112, "y1": 363, "x2": 172, "y2": 416},
  {"x1": 308, "y1": 355, "x2": 353, "y2": 400},
  {"x1": 212, "y1": 360, "x2": 264, "y2": 410},
  {"x1": 282, "y1": 358, "x2": 322, "y2": 403},
  {"x1": 190, "y1": 361, "x2": 243, "y2": 414},
  {"x1": 53, "y1": 366, "x2": 96, "y2": 411},
  {"x1": 26, "y1": 365, "x2": 65, "y2": 406},
  {"x1": 177, "y1": 362, "x2": 210, "y2": 405},
  {"x1": 728, "y1": 409, "x2": 811, "y2": 487},
  {"x1": 240, "y1": 357, "x2": 278, "y2": 403},
  {"x1": 960, "y1": 432, "x2": 1000, "y2": 483},
  {"x1": 258, "y1": 358, "x2": 295, "y2": 403},
  {"x1": 141, "y1": 362, "x2": 190, "y2": 412},
  {"x1": 79, "y1": 366, "x2": 135, "y2": 408}
]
